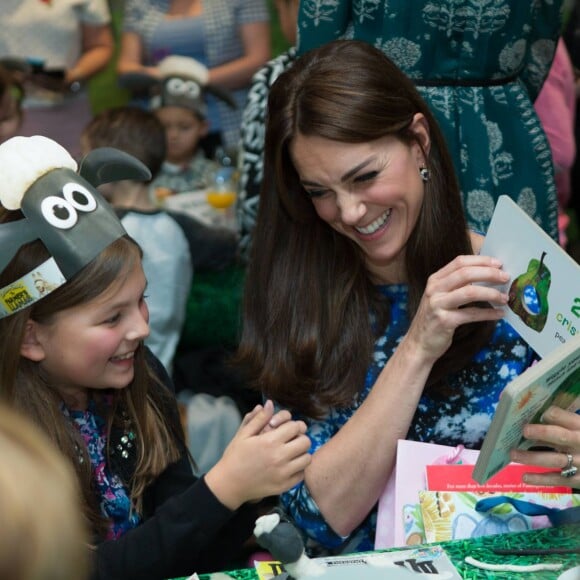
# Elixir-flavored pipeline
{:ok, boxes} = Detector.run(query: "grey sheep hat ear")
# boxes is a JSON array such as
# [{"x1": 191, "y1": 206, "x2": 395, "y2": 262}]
[{"x1": 0, "y1": 135, "x2": 151, "y2": 319}]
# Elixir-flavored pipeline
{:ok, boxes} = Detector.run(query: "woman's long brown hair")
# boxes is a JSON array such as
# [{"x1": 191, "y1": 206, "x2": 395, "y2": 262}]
[{"x1": 235, "y1": 40, "x2": 493, "y2": 419}]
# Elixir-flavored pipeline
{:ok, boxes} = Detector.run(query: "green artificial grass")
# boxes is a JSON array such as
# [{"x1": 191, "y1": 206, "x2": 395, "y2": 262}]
[{"x1": 178, "y1": 264, "x2": 246, "y2": 351}]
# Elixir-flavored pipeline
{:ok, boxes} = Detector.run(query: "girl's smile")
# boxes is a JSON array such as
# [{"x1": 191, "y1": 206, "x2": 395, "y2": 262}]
[{"x1": 21, "y1": 260, "x2": 150, "y2": 409}]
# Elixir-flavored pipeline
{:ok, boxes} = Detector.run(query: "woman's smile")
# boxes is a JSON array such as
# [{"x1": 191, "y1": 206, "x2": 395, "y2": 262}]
[{"x1": 354, "y1": 208, "x2": 392, "y2": 236}]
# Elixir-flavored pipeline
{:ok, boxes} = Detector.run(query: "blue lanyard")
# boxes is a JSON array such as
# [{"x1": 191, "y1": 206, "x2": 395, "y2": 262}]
[{"x1": 476, "y1": 495, "x2": 580, "y2": 526}]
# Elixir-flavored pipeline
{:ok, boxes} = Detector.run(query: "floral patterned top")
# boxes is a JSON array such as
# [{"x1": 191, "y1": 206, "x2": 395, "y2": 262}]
[
  {"x1": 66, "y1": 400, "x2": 141, "y2": 540},
  {"x1": 296, "y1": 0, "x2": 563, "y2": 242},
  {"x1": 280, "y1": 284, "x2": 534, "y2": 554}
]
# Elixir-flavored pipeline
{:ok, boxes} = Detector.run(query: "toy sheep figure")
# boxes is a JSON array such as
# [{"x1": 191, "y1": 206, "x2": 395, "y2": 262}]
[{"x1": 254, "y1": 509, "x2": 325, "y2": 580}]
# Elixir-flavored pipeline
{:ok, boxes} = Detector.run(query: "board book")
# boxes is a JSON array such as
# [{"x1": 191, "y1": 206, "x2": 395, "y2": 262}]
[
  {"x1": 472, "y1": 335, "x2": 580, "y2": 483},
  {"x1": 478, "y1": 195, "x2": 580, "y2": 358}
]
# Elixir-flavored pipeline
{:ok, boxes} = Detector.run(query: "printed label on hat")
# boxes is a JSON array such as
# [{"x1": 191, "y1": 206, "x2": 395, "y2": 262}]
[{"x1": 0, "y1": 258, "x2": 66, "y2": 318}]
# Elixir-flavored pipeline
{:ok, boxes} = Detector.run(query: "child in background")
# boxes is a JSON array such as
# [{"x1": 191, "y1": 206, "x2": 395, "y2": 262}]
[
  {"x1": 151, "y1": 73, "x2": 218, "y2": 198},
  {"x1": 0, "y1": 404, "x2": 89, "y2": 580},
  {"x1": 81, "y1": 106, "x2": 238, "y2": 374},
  {"x1": 0, "y1": 135, "x2": 311, "y2": 580},
  {"x1": 0, "y1": 65, "x2": 23, "y2": 143}
]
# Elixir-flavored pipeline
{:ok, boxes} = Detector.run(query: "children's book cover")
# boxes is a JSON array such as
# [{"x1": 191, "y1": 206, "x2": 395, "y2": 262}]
[
  {"x1": 375, "y1": 440, "x2": 480, "y2": 549},
  {"x1": 417, "y1": 490, "x2": 580, "y2": 544},
  {"x1": 472, "y1": 336, "x2": 580, "y2": 484},
  {"x1": 479, "y1": 195, "x2": 580, "y2": 358}
]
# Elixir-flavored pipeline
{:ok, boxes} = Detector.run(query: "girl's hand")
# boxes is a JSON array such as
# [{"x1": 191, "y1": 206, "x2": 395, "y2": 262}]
[
  {"x1": 205, "y1": 403, "x2": 311, "y2": 510},
  {"x1": 404, "y1": 255, "x2": 509, "y2": 364},
  {"x1": 242, "y1": 400, "x2": 294, "y2": 434},
  {"x1": 510, "y1": 406, "x2": 580, "y2": 487}
]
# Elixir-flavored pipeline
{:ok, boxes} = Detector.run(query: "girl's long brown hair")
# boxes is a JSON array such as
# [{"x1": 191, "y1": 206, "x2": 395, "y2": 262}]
[
  {"x1": 0, "y1": 218, "x2": 183, "y2": 538},
  {"x1": 235, "y1": 40, "x2": 493, "y2": 419}
]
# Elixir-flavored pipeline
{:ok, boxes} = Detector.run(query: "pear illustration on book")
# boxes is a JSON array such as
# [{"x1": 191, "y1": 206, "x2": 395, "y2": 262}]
[{"x1": 507, "y1": 251, "x2": 551, "y2": 332}]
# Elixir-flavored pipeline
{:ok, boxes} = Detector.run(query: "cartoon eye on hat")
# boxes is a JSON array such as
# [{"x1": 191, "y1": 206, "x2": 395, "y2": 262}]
[
  {"x1": 0, "y1": 135, "x2": 151, "y2": 319},
  {"x1": 118, "y1": 55, "x2": 237, "y2": 120}
]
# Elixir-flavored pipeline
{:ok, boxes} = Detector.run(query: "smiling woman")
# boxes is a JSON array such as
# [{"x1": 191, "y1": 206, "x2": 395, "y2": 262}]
[{"x1": 234, "y1": 40, "x2": 580, "y2": 556}]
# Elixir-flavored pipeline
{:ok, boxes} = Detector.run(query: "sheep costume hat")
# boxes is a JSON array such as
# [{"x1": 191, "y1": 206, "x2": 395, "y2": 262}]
[
  {"x1": 0, "y1": 135, "x2": 151, "y2": 319},
  {"x1": 118, "y1": 55, "x2": 237, "y2": 120}
]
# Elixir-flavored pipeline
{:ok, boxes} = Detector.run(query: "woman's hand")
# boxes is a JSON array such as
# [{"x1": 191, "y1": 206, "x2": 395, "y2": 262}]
[
  {"x1": 117, "y1": 31, "x2": 162, "y2": 78},
  {"x1": 404, "y1": 255, "x2": 510, "y2": 364},
  {"x1": 204, "y1": 401, "x2": 312, "y2": 510},
  {"x1": 510, "y1": 405, "x2": 580, "y2": 487}
]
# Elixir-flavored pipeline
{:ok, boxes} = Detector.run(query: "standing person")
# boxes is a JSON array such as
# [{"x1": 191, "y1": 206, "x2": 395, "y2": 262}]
[
  {"x1": 0, "y1": 0, "x2": 114, "y2": 158},
  {"x1": 0, "y1": 135, "x2": 311, "y2": 579},
  {"x1": 238, "y1": 0, "x2": 300, "y2": 259},
  {"x1": 117, "y1": 0, "x2": 271, "y2": 156},
  {"x1": 235, "y1": 40, "x2": 580, "y2": 556},
  {"x1": 0, "y1": 404, "x2": 89, "y2": 580},
  {"x1": 294, "y1": 0, "x2": 563, "y2": 243}
]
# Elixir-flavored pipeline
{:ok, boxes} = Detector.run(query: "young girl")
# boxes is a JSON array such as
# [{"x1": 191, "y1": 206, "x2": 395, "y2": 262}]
[{"x1": 0, "y1": 135, "x2": 311, "y2": 580}]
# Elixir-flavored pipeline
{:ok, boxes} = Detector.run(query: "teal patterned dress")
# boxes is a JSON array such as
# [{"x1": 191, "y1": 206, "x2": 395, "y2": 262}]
[{"x1": 296, "y1": 0, "x2": 563, "y2": 242}]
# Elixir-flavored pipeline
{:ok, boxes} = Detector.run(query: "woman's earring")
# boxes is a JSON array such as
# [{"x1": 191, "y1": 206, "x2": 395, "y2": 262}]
[{"x1": 419, "y1": 167, "x2": 430, "y2": 182}]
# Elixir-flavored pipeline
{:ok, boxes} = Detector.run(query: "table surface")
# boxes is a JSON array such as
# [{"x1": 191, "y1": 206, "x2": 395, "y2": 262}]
[
  {"x1": 162, "y1": 190, "x2": 238, "y2": 231},
  {"x1": 172, "y1": 524, "x2": 580, "y2": 580}
]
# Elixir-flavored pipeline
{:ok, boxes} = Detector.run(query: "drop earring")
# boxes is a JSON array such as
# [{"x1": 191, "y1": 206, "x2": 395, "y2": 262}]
[{"x1": 419, "y1": 167, "x2": 430, "y2": 182}]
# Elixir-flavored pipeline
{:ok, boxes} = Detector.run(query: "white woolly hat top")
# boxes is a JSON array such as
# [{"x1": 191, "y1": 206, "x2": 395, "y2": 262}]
[
  {"x1": 158, "y1": 55, "x2": 210, "y2": 86},
  {"x1": 0, "y1": 135, "x2": 77, "y2": 211}
]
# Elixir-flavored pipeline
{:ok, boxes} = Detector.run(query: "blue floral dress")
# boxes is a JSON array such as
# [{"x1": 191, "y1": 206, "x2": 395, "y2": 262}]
[
  {"x1": 280, "y1": 284, "x2": 534, "y2": 554},
  {"x1": 296, "y1": 0, "x2": 563, "y2": 242}
]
